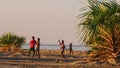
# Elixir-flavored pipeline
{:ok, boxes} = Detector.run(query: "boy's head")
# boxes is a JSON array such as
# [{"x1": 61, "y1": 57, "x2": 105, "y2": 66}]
[
  {"x1": 32, "y1": 36, "x2": 35, "y2": 40},
  {"x1": 38, "y1": 38, "x2": 40, "y2": 40},
  {"x1": 62, "y1": 40, "x2": 64, "y2": 43}
]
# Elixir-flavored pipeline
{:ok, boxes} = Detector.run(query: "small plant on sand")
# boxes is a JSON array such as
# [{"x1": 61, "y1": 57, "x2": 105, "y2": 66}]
[
  {"x1": 0, "y1": 32, "x2": 25, "y2": 51},
  {"x1": 78, "y1": 0, "x2": 120, "y2": 63}
]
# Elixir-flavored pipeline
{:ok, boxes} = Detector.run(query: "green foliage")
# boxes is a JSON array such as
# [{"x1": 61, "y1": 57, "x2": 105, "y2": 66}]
[
  {"x1": 0, "y1": 32, "x2": 25, "y2": 47},
  {"x1": 78, "y1": 0, "x2": 120, "y2": 62}
]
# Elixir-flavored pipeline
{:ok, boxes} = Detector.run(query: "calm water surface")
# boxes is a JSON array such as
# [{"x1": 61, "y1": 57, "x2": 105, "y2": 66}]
[{"x1": 22, "y1": 44, "x2": 90, "y2": 51}]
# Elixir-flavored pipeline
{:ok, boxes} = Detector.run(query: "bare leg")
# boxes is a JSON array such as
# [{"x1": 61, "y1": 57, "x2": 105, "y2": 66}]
[
  {"x1": 37, "y1": 50, "x2": 40, "y2": 58},
  {"x1": 28, "y1": 49, "x2": 31, "y2": 56},
  {"x1": 38, "y1": 50, "x2": 40, "y2": 58},
  {"x1": 61, "y1": 51, "x2": 65, "y2": 58},
  {"x1": 70, "y1": 51, "x2": 71, "y2": 55},
  {"x1": 32, "y1": 51, "x2": 35, "y2": 58},
  {"x1": 32, "y1": 49, "x2": 35, "y2": 58},
  {"x1": 71, "y1": 51, "x2": 73, "y2": 55},
  {"x1": 38, "y1": 52, "x2": 40, "y2": 58},
  {"x1": 35, "y1": 50, "x2": 37, "y2": 55}
]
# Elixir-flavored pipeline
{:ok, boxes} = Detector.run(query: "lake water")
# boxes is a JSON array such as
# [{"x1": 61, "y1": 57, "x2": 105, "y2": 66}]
[{"x1": 21, "y1": 44, "x2": 90, "y2": 51}]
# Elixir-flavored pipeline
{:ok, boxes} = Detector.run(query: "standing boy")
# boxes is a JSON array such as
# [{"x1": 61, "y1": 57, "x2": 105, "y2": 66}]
[
  {"x1": 69, "y1": 42, "x2": 73, "y2": 55},
  {"x1": 36, "y1": 38, "x2": 40, "y2": 58},
  {"x1": 29, "y1": 36, "x2": 36, "y2": 58}
]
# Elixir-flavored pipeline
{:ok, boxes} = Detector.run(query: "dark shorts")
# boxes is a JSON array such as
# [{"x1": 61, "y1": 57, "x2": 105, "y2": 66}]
[{"x1": 29, "y1": 48, "x2": 35, "y2": 52}]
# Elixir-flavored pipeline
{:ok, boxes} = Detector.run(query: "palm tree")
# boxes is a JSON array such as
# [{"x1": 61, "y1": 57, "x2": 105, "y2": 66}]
[
  {"x1": 78, "y1": 0, "x2": 120, "y2": 63},
  {"x1": 0, "y1": 32, "x2": 25, "y2": 51}
]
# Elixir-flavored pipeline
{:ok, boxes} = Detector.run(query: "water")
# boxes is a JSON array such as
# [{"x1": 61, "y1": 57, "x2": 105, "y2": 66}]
[{"x1": 21, "y1": 44, "x2": 90, "y2": 51}]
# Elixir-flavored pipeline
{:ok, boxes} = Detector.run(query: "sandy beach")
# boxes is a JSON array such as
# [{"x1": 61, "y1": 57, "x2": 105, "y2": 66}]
[{"x1": 0, "y1": 49, "x2": 120, "y2": 68}]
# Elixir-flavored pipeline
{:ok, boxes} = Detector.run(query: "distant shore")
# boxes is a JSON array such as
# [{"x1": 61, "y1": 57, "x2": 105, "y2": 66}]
[{"x1": 0, "y1": 49, "x2": 120, "y2": 68}]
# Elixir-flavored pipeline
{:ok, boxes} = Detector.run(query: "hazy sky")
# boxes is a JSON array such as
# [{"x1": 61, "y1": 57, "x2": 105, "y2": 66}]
[{"x1": 0, "y1": 0, "x2": 87, "y2": 45}]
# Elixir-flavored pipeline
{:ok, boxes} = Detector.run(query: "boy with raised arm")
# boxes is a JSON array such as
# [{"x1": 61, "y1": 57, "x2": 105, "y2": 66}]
[{"x1": 58, "y1": 39, "x2": 66, "y2": 58}]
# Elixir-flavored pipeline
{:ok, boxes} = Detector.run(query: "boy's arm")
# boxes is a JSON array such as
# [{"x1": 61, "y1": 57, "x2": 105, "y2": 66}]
[{"x1": 58, "y1": 40, "x2": 61, "y2": 45}]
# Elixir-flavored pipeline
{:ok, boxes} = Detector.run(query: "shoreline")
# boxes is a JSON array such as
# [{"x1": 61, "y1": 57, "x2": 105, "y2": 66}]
[{"x1": 21, "y1": 44, "x2": 90, "y2": 51}]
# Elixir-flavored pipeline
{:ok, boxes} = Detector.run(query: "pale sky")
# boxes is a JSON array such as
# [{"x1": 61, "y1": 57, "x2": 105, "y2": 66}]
[{"x1": 0, "y1": 0, "x2": 88, "y2": 45}]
